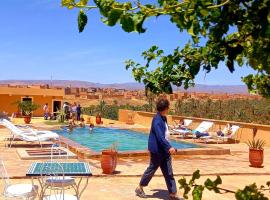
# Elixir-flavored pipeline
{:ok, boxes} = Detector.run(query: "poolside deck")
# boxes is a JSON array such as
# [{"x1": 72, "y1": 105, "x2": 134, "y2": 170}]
[
  {"x1": 0, "y1": 118, "x2": 270, "y2": 199},
  {"x1": 1, "y1": 175, "x2": 269, "y2": 200}
]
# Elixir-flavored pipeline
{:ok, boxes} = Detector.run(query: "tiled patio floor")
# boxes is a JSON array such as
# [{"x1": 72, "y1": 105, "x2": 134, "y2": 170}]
[{"x1": 1, "y1": 175, "x2": 269, "y2": 200}]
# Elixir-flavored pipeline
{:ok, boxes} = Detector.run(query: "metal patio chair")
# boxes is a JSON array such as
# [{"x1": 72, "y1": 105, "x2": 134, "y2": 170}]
[
  {"x1": 0, "y1": 160, "x2": 38, "y2": 200},
  {"x1": 40, "y1": 161, "x2": 78, "y2": 200}
]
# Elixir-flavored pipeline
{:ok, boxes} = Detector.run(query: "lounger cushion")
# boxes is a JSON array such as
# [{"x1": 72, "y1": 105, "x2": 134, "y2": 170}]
[
  {"x1": 173, "y1": 129, "x2": 190, "y2": 134},
  {"x1": 200, "y1": 136, "x2": 212, "y2": 139}
]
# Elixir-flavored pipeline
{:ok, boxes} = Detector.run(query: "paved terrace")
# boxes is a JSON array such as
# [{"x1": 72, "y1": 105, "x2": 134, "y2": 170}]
[{"x1": 0, "y1": 118, "x2": 269, "y2": 199}]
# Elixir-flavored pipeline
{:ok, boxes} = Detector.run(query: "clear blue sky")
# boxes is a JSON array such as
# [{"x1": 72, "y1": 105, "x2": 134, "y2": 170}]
[{"x1": 0, "y1": 0, "x2": 255, "y2": 85}]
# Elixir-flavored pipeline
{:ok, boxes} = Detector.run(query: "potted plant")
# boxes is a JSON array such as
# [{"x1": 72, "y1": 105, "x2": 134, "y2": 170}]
[
  {"x1": 246, "y1": 139, "x2": 266, "y2": 168},
  {"x1": 101, "y1": 143, "x2": 118, "y2": 174},
  {"x1": 96, "y1": 100, "x2": 106, "y2": 125},
  {"x1": 96, "y1": 113, "x2": 102, "y2": 125},
  {"x1": 16, "y1": 101, "x2": 39, "y2": 124},
  {"x1": 56, "y1": 109, "x2": 65, "y2": 123}
]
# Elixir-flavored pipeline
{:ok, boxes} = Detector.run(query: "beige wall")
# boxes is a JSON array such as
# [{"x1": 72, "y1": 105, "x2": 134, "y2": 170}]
[{"x1": 119, "y1": 109, "x2": 270, "y2": 146}]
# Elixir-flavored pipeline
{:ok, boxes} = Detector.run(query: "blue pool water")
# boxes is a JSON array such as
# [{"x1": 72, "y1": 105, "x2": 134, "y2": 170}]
[{"x1": 55, "y1": 127, "x2": 200, "y2": 152}]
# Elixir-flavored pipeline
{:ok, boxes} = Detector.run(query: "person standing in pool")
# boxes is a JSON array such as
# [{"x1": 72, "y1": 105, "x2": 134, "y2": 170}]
[
  {"x1": 135, "y1": 97, "x2": 180, "y2": 200},
  {"x1": 89, "y1": 123, "x2": 94, "y2": 133}
]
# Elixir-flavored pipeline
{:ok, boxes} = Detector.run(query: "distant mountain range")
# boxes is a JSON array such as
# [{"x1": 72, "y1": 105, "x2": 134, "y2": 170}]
[{"x1": 0, "y1": 80, "x2": 250, "y2": 94}]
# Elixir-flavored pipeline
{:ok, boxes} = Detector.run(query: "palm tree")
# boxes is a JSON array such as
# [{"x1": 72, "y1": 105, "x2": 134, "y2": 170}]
[
  {"x1": 174, "y1": 99, "x2": 182, "y2": 115},
  {"x1": 145, "y1": 91, "x2": 156, "y2": 112},
  {"x1": 98, "y1": 100, "x2": 106, "y2": 116}
]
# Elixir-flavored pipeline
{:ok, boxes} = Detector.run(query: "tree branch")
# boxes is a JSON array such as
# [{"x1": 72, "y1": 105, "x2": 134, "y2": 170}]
[
  {"x1": 207, "y1": 0, "x2": 230, "y2": 8},
  {"x1": 192, "y1": 184, "x2": 237, "y2": 194},
  {"x1": 71, "y1": 0, "x2": 231, "y2": 15}
]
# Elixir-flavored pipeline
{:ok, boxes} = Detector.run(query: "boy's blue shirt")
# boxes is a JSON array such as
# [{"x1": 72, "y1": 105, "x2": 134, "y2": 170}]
[{"x1": 148, "y1": 112, "x2": 172, "y2": 154}]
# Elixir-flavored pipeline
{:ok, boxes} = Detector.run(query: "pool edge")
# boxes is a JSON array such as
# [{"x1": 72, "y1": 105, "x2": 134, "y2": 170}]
[{"x1": 58, "y1": 135, "x2": 231, "y2": 159}]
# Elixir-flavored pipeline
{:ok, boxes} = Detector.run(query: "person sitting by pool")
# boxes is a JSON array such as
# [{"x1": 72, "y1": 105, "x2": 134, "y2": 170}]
[
  {"x1": 193, "y1": 129, "x2": 210, "y2": 138},
  {"x1": 79, "y1": 117, "x2": 85, "y2": 128},
  {"x1": 217, "y1": 123, "x2": 232, "y2": 137},
  {"x1": 175, "y1": 119, "x2": 188, "y2": 130},
  {"x1": 194, "y1": 131, "x2": 209, "y2": 138},
  {"x1": 89, "y1": 123, "x2": 94, "y2": 133}
]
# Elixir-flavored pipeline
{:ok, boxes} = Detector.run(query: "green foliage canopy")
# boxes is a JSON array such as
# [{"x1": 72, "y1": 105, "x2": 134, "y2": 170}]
[{"x1": 62, "y1": 0, "x2": 270, "y2": 97}]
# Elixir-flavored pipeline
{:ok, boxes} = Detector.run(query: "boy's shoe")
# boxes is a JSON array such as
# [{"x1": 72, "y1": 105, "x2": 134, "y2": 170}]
[
  {"x1": 169, "y1": 195, "x2": 182, "y2": 200},
  {"x1": 135, "y1": 187, "x2": 146, "y2": 198}
]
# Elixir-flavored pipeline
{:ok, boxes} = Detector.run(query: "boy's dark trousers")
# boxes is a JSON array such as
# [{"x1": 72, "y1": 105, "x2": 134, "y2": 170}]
[{"x1": 139, "y1": 152, "x2": 177, "y2": 194}]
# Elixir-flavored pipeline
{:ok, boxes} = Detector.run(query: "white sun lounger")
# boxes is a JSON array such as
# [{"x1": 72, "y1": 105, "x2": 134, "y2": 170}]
[
  {"x1": 216, "y1": 125, "x2": 240, "y2": 143},
  {"x1": 192, "y1": 121, "x2": 214, "y2": 141},
  {"x1": 172, "y1": 129, "x2": 190, "y2": 137},
  {"x1": 0, "y1": 118, "x2": 59, "y2": 147},
  {"x1": 183, "y1": 119, "x2": 192, "y2": 127},
  {"x1": 194, "y1": 121, "x2": 214, "y2": 133},
  {"x1": 200, "y1": 124, "x2": 240, "y2": 143}
]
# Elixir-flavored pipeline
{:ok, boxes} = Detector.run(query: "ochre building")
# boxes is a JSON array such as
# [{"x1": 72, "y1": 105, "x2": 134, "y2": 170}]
[{"x1": 0, "y1": 85, "x2": 64, "y2": 117}]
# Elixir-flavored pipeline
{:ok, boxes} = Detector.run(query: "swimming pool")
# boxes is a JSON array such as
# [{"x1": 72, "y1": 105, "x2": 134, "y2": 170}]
[{"x1": 55, "y1": 127, "x2": 200, "y2": 152}]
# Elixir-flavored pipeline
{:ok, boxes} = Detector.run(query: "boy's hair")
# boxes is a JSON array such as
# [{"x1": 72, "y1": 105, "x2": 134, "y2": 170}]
[{"x1": 156, "y1": 97, "x2": 170, "y2": 112}]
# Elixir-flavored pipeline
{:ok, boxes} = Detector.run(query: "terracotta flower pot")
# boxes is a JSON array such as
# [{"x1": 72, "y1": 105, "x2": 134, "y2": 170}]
[
  {"x1": 126, "y1": 112, "x2": 134, "y2": 125},
  {"x1": 96, "y1": 115, "x2": 102, "y2": 124},
  {"x1": 24, "y1": 116, "x2": 31, "y2": 124},
  {"x1": 86, "y1": 117, "x2": 91, "y2": 124},
  {"x1": 249, "y1": 148, "x2": 264, "y2": 168},
  {"x1": 101, "y1": 150, "x2": 117, "y2": 174}
]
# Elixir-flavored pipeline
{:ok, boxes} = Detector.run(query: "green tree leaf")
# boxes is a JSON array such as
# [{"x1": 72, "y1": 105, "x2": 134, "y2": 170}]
[
  {"x1": 192, "y1": 185, "x2": 204, "y2": 200},
  {"x1": 191, "y1": 170, "x2": 201, "y2": 182},
  {"x1": 107, "y1": 9, "x2": 123, "y2": 26},
  {"x1": 267, "y1": 181, "x2": 270, "y2": 187},
  {"x1": 236, "y1": 55, "x2": 243, "y2": 66},
  {"x1": 188, "y1": 23, "x2": 195, "y2": 36},
  {"x1": 162, "y1": 82, "x2": 173, "y2": 94},
  {"x1": 214, "y1": 176, "x2": 222, "y2": 185},
  {"x1": 77, "y1": 0, "x2": 88, "y2": 6},
  {"x1": 133, "y1": 14, "x2": 146, "y2": 33},
  {"x1": 62, "y1": 0, "x2": 75, "y2": 9},
  {"x1": 78, "y1": 10, "x2": 88, "y2": 33},
  {"x1": 199, "y1": 9, "x2": 208, "y2": 17},
  {"x1": 120, "y1": 14, "x2": 135, "y2": 32}
]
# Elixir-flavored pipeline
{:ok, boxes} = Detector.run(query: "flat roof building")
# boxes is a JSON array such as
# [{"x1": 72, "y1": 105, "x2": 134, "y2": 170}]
[{"x1": 0, "y1": 85, "x2": 64, "y2": 117}]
